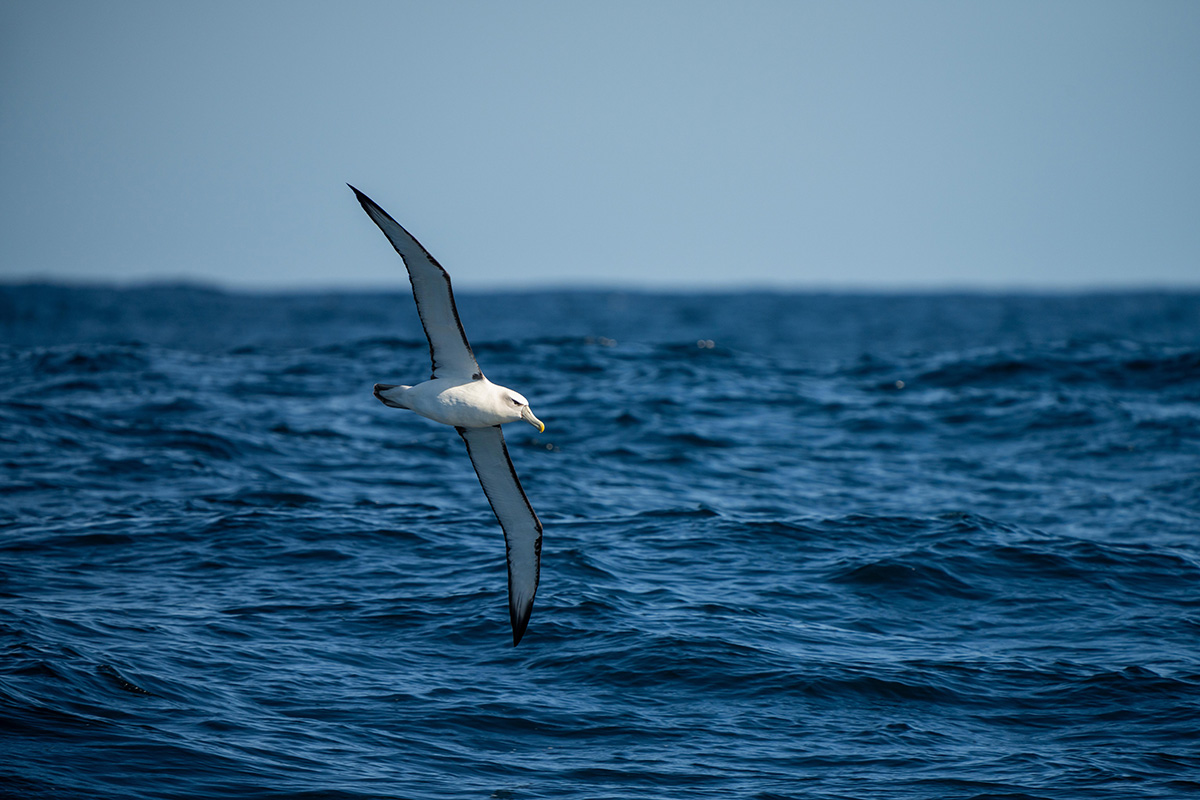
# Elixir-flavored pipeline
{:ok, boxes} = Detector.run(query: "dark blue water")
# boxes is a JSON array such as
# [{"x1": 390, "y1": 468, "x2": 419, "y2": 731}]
[{"x1": 3, "y1": 285, "x2": 1199, "y2": 799}]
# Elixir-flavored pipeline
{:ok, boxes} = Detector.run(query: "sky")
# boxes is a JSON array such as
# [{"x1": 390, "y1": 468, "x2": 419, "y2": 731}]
[{"x1": 2, "y1": 1, "x2": 1198, "y2": 291}]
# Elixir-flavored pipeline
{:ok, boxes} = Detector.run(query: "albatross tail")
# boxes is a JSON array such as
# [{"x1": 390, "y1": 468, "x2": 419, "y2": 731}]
[{"x1": 373, "y1": 384, "x2": 412, "y2": 409}]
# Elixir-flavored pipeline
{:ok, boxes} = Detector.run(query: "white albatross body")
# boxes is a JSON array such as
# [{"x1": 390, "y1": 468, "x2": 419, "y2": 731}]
[{"x1": 351, "y1": 185, "x2": 544, "y2": 646}]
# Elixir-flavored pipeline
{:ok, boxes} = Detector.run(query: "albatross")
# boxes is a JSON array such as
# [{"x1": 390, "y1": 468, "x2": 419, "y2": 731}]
[{"x1": 350, "y1": 185, "x2": 544, "y2": 646}]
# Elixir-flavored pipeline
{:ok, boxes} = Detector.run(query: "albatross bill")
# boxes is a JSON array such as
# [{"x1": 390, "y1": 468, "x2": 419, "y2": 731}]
[{"x1": 351, "y1": 185, "x2": 545, "y2": 646}]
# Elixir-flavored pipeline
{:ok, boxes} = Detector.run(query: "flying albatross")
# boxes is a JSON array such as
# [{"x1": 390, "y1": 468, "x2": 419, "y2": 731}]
[{"x1": 350, "y1": 185, "x2": 544, "y2": 646}]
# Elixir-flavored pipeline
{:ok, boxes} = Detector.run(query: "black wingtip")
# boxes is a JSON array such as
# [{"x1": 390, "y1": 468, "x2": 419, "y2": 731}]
[
  {"x1": 347, "y1": 184, "x2": 371, "y2": 206},
  {"x1": 510, "y1": 601, "x2": 532, "y2": 646},
  {"x1": 347, "y1": 184, "x2": 404, "y2": 228}
]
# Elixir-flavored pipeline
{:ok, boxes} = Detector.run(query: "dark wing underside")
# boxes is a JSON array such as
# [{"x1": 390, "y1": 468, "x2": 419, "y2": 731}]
[
  {"x1": 350, "y1": 185, "x2": 482, "y2": 381},
  {"x1": 456, "y1": 425, "x2": 542, "y2": 645}
]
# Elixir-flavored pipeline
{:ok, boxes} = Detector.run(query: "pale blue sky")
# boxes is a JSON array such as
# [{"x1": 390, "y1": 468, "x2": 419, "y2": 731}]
[{"x1": 2, "y1": 1, "x2": 1197, "y2": 290}]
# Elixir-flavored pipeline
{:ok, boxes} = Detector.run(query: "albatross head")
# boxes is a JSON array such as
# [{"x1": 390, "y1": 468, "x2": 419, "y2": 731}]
[{"x1": 501, "y1": 389, "x2": 544, "y2": 432}]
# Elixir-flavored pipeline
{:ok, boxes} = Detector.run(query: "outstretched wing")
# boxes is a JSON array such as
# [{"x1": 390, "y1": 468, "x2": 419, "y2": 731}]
[
  {"x1": 350, "y1": 185, "x2": 482, "y2": 381},
  {"x1": 456, "y1": 425, "x2": 542, "y2": 646}
]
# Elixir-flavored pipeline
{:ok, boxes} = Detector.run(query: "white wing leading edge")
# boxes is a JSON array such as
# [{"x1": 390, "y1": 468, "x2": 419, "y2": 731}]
[
  {"x1": 456, "y1": 425, "x2": 542, "y2": 645},
  {"x1": 349, "y1": 185, "x2": 482, "y2": 381}
]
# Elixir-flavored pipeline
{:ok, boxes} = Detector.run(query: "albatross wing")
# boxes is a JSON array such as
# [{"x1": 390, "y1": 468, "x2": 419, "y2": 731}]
[
  {"x1": 349, "y1": 185, "x2": 482, "y2": 381},
  {"x1": 456, "y1": 425, "x2": 542, "y2": 645}
]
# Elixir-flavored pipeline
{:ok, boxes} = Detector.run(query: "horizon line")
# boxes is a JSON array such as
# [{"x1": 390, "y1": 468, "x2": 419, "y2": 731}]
[{"x1": 4, "y1": 277, "x2": 1200, "y2": 296}]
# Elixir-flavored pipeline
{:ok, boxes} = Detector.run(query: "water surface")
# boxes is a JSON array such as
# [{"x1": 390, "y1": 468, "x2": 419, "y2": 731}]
[{"x1": 2, "y1": 286, "x2": 1199, "y2": 799}]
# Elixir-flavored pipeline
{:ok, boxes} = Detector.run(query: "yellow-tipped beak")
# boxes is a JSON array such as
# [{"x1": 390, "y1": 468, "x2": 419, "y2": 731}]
[{"x1": 522, "y1": 406, "x2": 545, "y2": 432}]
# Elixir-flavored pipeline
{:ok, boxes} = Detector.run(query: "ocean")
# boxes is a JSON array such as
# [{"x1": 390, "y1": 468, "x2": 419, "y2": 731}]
[{"x1": 2, "y1": 285, "x2": 1198, "y2": 799}]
